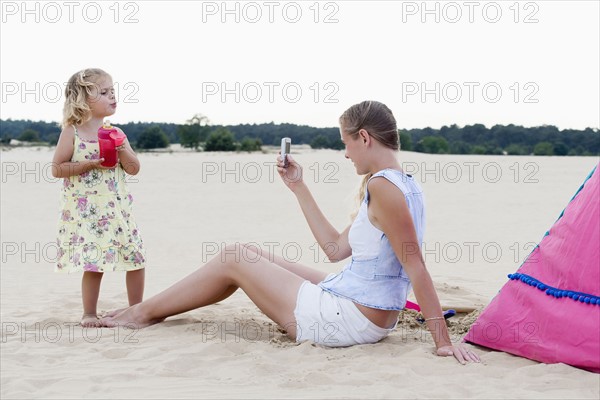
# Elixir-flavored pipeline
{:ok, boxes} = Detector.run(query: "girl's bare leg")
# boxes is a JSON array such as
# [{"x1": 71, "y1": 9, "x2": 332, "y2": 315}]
[
  {"x1": 126, "y1": 268, "x2": 145, "y2": 305},
  {"x1": 82, "y1": 271, "x2": 104, "y2": 327},
  {"x1": 101, "y1": 269, "x2": 145, "y2": 318},
  {"x1": 100, "y1": 245, "x2": 308, "y2": 338},
  {"x1": 102, "y1": 245, "x2": 327, "y2": 318},
  {"x1": 240, "y1": 243, "x2": 328, "y2": 284}
]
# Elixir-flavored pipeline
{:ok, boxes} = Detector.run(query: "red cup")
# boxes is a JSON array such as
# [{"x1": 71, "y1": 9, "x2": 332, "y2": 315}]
[
  {"x1": 109, "y1": 131, "x2": 126, "y2": 147},
  {"x1": 98, "y1": 121, "x2": 119, "y2": 167},
  {"x1": 98, "y1": 139, "x2": 117, "y2": 167}
]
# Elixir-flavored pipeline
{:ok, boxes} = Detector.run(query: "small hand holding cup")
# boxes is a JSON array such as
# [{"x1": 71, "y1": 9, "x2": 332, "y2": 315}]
[
  {"x1": 110, "y1": 130, "x2": 127, "y2": 153},
  {"x1": 90, "y1": 158, "x2": 114, "y2": 170}
]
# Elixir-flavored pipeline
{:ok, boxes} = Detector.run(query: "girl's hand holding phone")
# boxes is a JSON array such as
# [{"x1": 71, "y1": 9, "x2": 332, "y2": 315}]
[
  {"x1": 277, "y1": 138, "x2": 303, "y2": 191},
  {"x1": 277, "y1": 153, "x2": 303, "y2": 190}
]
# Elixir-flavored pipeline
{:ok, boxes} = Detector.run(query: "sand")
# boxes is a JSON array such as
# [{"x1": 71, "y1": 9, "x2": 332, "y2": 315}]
[{"x1": 1, "y1": 145, "x2": 599, "y2": 399}]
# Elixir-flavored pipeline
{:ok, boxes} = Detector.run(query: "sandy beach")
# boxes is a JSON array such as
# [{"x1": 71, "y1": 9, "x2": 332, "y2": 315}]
[{"x1": 1, "y1": 146, "x2": 599, "y2": 399}]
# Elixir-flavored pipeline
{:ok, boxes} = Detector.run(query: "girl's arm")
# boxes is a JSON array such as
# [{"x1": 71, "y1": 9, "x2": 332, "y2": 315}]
[
  {"x1": 367, "y1": 177, "x2": 478, "y2": 364},
  {"x1": 52, "y1": 125, "x2": 105, "y2": 178},
  {"x1": 116, "y1": 128, "x2": 140, "y2": 175},
  {"x1": 278, "y1": 154, "x2": 351, "y2": 262}
]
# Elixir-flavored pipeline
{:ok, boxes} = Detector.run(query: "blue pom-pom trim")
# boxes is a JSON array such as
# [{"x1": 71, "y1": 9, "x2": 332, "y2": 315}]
[{"x1": 507, "y1": 273, "x2": 600, "y2": 306}]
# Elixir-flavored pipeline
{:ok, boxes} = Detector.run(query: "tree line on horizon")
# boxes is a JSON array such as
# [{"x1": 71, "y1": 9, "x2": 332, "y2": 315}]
[{"x1": 0, "y1": 117, "x2": 598, "y2": 156}]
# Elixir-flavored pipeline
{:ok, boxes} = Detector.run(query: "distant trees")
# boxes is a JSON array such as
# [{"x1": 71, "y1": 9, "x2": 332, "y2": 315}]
[
  {"x1": 310, "y1": 135, "x2": 329, "y2": 149},
  {"x1": 533, "y1": 142, "x2": 554, "y2": 156},
  {"x1": 177, "y1": 114, "x2": 210, "y2": 151},
  {"x1": 136, "y1": 126, "x2": 169, "y2": 149},
  {"x1": 399, "y1": 132, "x2": 412, "y2": 151},
  {"x1": 46, "y1": 133, "x2": 59, "y2": 145},
  {"x1": 505, "y1": 144, "x2": 529, "y2": 155},
  {"x1": 449, "y1": 141, "x2": 471, "y2": 154},
  {"x1": 414, "y1": 136, "x2": 449, "y2": 154},
  {"x1": 239, "y1": 137, "x2": 262, "y2": 152},
  {"x1": 553, "y1": 142, "x2": 568, "y2": 156},
  {"x1": 204, "y1": 128, "x2": 236, "y2": 151},
  {"x1": 182, "y1": 116, "x2": 263, "y2": 152},
  {"x1": 1, "y1": 118, "x2": 598, "y2": 156},
  {"x1": 18, "y1": 129, "x2": 40, "y2": 142},
  {"x1": 405, "y1": 124, "x2": 598, "y2": 156},
  {"x1": 310, "y1": 134, "x2": 343, "y2": 150}
]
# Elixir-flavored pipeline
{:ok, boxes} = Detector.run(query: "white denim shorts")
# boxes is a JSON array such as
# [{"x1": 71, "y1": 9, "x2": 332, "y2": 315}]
[{"x1": 293, "y1": 279, "x2": 395, "y2": 347}]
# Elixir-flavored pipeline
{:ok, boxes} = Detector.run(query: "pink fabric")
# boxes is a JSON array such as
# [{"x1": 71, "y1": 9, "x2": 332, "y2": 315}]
[
  {"x1": 405, "y1": 301, "x2": 421, "y2": 311},
  {"x1": 465, "y1": 164, "x2": 600, "y2": 373}
]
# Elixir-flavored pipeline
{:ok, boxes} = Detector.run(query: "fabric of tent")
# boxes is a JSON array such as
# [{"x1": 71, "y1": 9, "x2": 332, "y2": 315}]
[{"x1": 465, "y1": 163, "x2": 600, "y2": 373}]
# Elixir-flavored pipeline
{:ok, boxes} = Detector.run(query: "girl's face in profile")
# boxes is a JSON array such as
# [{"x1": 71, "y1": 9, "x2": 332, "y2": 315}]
[
  {"x1": 341, "y1": 128, "x2": 368, "y2": 175},
  {"x1": 88, "y1": 76, "x2": 117, "y2": 118}
]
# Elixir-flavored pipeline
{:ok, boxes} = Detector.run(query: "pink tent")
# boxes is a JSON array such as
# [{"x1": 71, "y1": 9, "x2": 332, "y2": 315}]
[{"x1": 465, "y1": 164, "x2": 600, "y2": 373}]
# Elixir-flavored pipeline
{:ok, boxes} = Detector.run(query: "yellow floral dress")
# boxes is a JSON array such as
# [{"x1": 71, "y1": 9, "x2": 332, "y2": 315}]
[{"x1": 55, "y1": 127, "x2": 146, "y2": 273}]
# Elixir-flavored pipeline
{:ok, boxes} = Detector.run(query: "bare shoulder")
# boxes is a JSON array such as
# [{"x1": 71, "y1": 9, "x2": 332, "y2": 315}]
[
  {"x1": 368, "y1": 176, "x2": 404, "y2": 201},
  {"x1": 53, "y1": 125, "x2": 75, "y2": 163},
  {"x1": 367, "y1": 176, "x2": 410, "y2": 222},
  {"x1": 366, "y1": 176, "x2": 414, "y2": 238},
  {"x1": 60, "y1": 125, "x2": 75, "y2": 140},
  {"x1": 56, "y1": 125, "x2": 75, "y2": 148}
]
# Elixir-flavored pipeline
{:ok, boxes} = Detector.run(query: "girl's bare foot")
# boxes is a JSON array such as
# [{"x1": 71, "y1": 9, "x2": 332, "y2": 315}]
[
  {"x1": 81, "y1": 313, "x2": 101, "y2": 327},
  {"x1": 99, "y1": 304, "x2": 164, "y2": 329},
  {"x1": 101, "y1": 308, "x2": 127, "y2": 318}
]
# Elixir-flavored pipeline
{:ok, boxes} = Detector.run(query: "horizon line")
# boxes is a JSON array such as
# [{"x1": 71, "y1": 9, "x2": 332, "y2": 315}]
[{"x1": 1, "y1": 118, "x2": 598, "y2": 132}]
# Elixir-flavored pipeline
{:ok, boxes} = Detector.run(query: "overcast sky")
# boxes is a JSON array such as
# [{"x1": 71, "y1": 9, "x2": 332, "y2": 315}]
[{"x1": 1, "y1": 0, "x2": 598, "y2": 129}]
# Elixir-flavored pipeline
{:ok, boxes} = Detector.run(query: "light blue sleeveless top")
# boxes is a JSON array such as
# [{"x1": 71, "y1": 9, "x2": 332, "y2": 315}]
[{"x1": 319, "y1": 169, "x2": 426, "y2": 310}]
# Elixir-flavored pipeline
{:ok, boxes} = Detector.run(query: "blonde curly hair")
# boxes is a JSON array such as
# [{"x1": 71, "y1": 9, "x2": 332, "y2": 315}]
[{"x1": 62, "y1": 68, "x2": 111, "y2": 128}]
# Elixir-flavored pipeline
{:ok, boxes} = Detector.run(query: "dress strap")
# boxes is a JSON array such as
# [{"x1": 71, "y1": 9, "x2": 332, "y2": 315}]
[{"x1": 72, "y1": 125, "x2": 81, "y2": 148}]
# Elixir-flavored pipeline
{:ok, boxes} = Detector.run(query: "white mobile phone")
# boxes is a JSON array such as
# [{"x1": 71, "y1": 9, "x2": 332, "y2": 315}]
[{"x1": 281, "y1": 137, "x2": 291, "y2": 167}]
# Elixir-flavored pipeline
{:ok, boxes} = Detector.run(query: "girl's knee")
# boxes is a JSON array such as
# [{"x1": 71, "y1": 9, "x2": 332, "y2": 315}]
[
  {"x1": 83, "y1": 271, "x2": 104, "y2": 280},
  {"x1": 127, "y1": 268, "x2": 145, "y2": 275},
  {"x1": 216, "y1": 243, "x2": 263, "y2": 267},
  {"x1": 240, "y1": 242, "x2": 261, "y2": 255}
]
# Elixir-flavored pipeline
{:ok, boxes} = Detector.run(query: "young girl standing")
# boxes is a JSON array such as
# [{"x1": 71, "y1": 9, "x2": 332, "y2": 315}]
[{"x1": 52, "y1": 68, "x2": 146, "y2": 327}]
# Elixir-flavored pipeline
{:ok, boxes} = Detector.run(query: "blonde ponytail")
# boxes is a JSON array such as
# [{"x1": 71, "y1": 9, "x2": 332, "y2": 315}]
[{"x1": 350, "y1": 173, "x2": 373, "y2": 220}]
